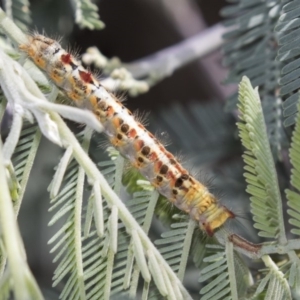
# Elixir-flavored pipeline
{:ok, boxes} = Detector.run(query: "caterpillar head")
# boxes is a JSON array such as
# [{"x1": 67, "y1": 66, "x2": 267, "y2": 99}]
[{"x1": 19, "y1": 34, "x2": 61, "y2": 69}]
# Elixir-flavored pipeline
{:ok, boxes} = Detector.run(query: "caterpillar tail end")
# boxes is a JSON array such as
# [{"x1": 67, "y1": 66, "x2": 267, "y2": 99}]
[{"x1": 200, "y1": 205, "x2": 235, "y2": 237}]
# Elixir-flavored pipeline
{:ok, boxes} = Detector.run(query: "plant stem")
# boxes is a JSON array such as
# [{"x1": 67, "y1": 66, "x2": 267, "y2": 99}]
[
  {"x1": 126, "y1": 23, "x2": 225, "y2": 84},
  {"x1": 0, "y1": 142, "x2": 43, "y2": 300}
]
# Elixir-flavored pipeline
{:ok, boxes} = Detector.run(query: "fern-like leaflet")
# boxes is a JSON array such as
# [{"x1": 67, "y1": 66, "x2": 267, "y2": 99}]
[
  {"x1": 3, "y1": 0, "x2": 31, "y2": 31},
  {"x1": 48, "y1": 132, "x2": 88, "y2": 299},
  {"x1": 222, "y1": 0, "x2": 285, "y2": 159},
  {"x1": 71, "y1": 0, "x2": 105, "y2": 30},
  {"x1": 237, "y1": 76, "x2": 285, "y2": 240},
  {"x1": 276, "y1": 1, "x2": 300, "y2": 127}
]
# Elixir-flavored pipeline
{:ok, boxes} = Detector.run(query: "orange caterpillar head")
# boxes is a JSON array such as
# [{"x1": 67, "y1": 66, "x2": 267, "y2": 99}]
[
  {"x1": 199, "y1": 205, "x2": 235, "y2": 236},
  {"x1": 19, "y1": 34, "x2": 60, "y2": 70}
]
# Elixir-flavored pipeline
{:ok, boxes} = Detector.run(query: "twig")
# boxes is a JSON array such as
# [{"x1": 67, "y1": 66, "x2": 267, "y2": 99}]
[{"x1": 125, "y1": 23, "x2": 226, "y2": 84}]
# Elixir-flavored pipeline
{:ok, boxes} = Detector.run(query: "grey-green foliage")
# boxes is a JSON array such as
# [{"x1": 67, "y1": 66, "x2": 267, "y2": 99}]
[
  {"x1": 236, "y1": 77, "x2": 300, "y2": 299},
  {"x1": 11, "y1": 123, "x2": 41, "y2": 211},
  {"x1": 237, "y1": 77, "x2": 285, "y2": 240},
  {"x1": 4, "y1": 0, "x2": 105, "y2": 33},
  {"x1": 70, "y1": 0, "x2": 105, "y2": 30},
  {"x1": 98, "y1": 155, "x2": 165, "y2": 299},
  {"x1": 222, "y1": 0, "x2": 285, "y2": 159},
  {"x1": 285, "y1": 95, "x2": 300, "y2": 241},
  {"x1": 196, "y1": 240, "x2": 251, "y2": 300},
  {"x1": 154, "y1": 217, "x2": 195, "y2": 281},
  {"x1": 48, "y1": 131, "x2": 90, "y2": 299},
  {"x1": 222, "y1": 0, "x2": 282, "y2": 107},
  {"x1": 250, "y1": 262, "x2": 291, "y2": 300},
  {"x1": 150, "y1": 102, "x2": 239, "y2": 166},
  {"x1": 0, "y1": 95, "x2": 40, "y2": 291},
  {"x1": 47, "y1": 143, "x2": 164, "y2": 299},
  {"x1": 199, "y1": 245, "x2": 233, "y2": 300},
  {"x1": 0, "y1": 100, "x2": 43, "y2": 298},
  {"x1": 276, "y1": 1, "x2": 300, "y2": 127},
  {"x1": 3, "y1": 0, "x2": 31, "y2": 31},
  {"x1": 223, "y1": 0, "x2": 300, "y2": 131}
]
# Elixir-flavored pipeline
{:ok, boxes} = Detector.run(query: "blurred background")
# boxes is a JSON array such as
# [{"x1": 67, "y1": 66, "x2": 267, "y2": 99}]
[{"x1": 1, "y1": 0, "x2": 263, "y2": 298}]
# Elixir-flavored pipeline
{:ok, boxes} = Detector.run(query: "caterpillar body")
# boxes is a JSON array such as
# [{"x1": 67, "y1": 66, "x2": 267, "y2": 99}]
[{"x1": 20, "y1": 34, "x2": 234, "y2": 236}]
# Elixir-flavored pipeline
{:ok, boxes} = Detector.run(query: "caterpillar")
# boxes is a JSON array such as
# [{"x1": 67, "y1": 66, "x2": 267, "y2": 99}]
[{"x1": 19, "y1": 34, "x2": 235, "y2": 236}]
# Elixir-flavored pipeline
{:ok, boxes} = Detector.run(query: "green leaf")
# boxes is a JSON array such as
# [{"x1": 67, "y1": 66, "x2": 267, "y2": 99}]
[
  {"x1": 285, "y1": 96, "x2": 300, "y2": 236},
  {"x1": 276, "y1": 1, "x2": 300, "y2": 127},
  {"x1": 4, "y1": 0, "x2": 31, "y2": 31},
  {"x1": 49, "y1": 130, "x2": 92, "y2": 299},
  {"x1": 222, "y1": 0, "x2": 285, "y2": 159},
  {"x1": 71, "y1": 0, "x2": 105, "y2": 30},
  {"x1": 237, "y1": 76, "x2": 286, "y2": 242},
  {"x1": 154, "y1": 218, "x2": 195, "y2": 279},
  {"x1": 199, "y1": 242, "x2": 250, "y2": 300}
]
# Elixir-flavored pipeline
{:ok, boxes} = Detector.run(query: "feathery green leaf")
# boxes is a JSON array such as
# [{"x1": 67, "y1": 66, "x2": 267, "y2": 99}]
[
  {"x1": 11, "y1": 123, "x2": 41, "y2": 212},
  {"x1": 70, "y1": 0, "x2": 105, "y2": 30},
  {"x1": 237, "y1": 76, "x2": 286, "y2": 242},
  {"x1": 276, "y1": 1, "x2": 300, "y2": 127},
  {"x1": 49, "y1": 130, "x2": 90, "y2": 299},
  {"x1": 222, "y1": 0, "x2": 285, "y2": 159},
  {"x1": 285, "y1": 96, "x2": 300, "y2": 236},
  {"x1": 3, "y1": 0, "x2": 31, "y2": 31},
  {"x1": 199, "y1": 245, "x2": 231, "y2": 300},
  {"x1": 154, "y1": 218, "x2": 195, "y2": 280},
  {"x1": 113, "y1": 189, "x2": 159, "y2": 297},
  {"x1": 222, "y1": 0, "x2": 282, "y2": 107},
  {"x1": 251, "y1": 255, "x2": 292, "y2": 300}
]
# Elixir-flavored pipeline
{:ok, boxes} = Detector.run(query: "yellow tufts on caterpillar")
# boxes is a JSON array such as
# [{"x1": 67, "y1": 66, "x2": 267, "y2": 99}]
[
  {"x1": 199, "y1": 204, "x2": 235, "y2": 236},
  {"x1": 19, "y1": 34, "x2": 235, "y2": 236}
]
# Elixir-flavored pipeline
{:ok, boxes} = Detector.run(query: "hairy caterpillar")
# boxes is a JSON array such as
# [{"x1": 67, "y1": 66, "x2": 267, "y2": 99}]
[{"x1": 19, "y1": 34, "x2": 234, "y2": 236}]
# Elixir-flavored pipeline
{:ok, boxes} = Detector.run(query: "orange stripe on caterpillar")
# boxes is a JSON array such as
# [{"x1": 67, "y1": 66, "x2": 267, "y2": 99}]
[{"x1": 19, "y1": 34, "x2": 235, "y2": 236}]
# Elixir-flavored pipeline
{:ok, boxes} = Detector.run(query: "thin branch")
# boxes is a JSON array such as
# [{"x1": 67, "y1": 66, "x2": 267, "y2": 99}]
[
  {"x1": 216, "y1": 231, "x2": 300, "y2": 260},
  {"x1": 125, "y1": 23, "x2": 226, "y2": 84},
  {"x1": 2, "y1": 112, "x2": 23, "y2": 164},
  {"x1": 74, "y1": 166, "x2": 86, "y2": 299}
]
